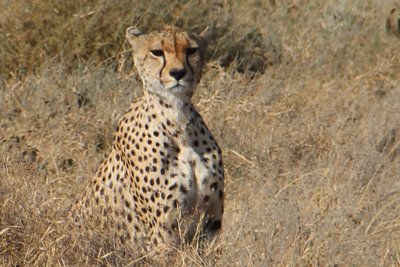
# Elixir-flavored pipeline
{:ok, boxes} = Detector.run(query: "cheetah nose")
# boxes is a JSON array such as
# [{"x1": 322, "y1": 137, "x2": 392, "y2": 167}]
[{"x1": 169, "y1": 68, "x2": 186, "y2": 81}]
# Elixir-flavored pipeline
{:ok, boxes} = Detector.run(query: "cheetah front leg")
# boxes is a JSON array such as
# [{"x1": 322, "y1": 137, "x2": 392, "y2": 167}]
[{"x1": 179, "y1": 147, "x2": 223, "y2": 240}]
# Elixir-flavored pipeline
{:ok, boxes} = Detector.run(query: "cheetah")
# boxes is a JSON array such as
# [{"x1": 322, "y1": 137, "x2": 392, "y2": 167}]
[{"x1": 69, "y1": 26, "x2": 224, "y2": 251}]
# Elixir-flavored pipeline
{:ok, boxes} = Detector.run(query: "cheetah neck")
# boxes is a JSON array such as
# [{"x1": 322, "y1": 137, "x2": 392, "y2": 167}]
[
  {"x1": 143, "y1": 82, "x2": 194, "y2": 108},
  {"x1": 143, "y1": 91, "x2": 195, "y2": 127}
]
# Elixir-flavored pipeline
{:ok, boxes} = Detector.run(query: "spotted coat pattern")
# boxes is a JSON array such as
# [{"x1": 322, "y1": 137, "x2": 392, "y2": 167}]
[{"x1": 69, "y1": 26, "x2": 224, "y2": 249}]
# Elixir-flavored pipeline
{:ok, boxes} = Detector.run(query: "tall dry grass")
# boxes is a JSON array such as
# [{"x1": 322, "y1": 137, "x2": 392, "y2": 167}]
[{"x1": 1, "y1": 0, "x2": 400, "y2": 266}]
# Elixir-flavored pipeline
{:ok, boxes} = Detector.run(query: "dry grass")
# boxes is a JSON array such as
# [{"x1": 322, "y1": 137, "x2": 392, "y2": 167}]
[{"x1": 1, "y1": 0, "x2": 400, "y2": 266}]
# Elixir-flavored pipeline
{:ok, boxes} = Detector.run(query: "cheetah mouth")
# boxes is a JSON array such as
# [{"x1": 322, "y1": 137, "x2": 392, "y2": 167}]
[{"x1": 166, "y1": 81, "x2": 192, "y2": 92}]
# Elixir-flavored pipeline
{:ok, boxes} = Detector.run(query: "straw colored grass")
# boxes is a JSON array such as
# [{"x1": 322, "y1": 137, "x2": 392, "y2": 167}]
[{"x1": 1, "y1": 0, "x2": 400, "y2": 266}]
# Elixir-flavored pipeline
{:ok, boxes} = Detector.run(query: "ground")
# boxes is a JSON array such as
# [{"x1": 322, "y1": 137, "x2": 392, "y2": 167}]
[{"x1": 1, "y1": 0, "x2": 400, "y2": 266}]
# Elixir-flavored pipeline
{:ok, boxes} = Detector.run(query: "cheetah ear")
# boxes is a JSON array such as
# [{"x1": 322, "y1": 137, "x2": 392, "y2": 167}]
[
  {"x1": 199, "y1": 26, "x2": 213, "y2": 44},
  {"x1": 126, "y1": 26, "x2": 143, "y2": 41}
]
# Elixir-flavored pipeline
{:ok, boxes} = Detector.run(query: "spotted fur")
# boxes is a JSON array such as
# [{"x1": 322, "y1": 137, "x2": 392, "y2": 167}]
[{"x1": 69, "y1": 26, "x2": 224, "y2": 250}]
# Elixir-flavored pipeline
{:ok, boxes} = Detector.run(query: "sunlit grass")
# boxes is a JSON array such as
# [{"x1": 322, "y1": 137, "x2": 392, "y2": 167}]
[{"x1": 1, "y1": 0, "x2": 400, "y2": 266}]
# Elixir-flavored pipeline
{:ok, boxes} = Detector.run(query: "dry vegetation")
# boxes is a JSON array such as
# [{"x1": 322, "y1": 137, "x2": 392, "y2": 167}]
[{"x1": 1, "y1": 0, "x2": 400, "y2": 266}]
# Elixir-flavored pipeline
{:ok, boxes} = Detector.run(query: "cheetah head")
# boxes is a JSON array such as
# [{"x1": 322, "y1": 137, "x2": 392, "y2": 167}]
[{"x1": 126, "y1": 26, "x2": 211, "y2": 103}]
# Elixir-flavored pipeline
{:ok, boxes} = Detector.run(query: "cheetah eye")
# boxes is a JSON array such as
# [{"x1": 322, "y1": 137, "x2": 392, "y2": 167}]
[
  {"x1": 186, "y1": 47, "x2": 198, "y2": 56},
  {"x1": 150, "y1": 49, "x2": 164, "y2": 57}
]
